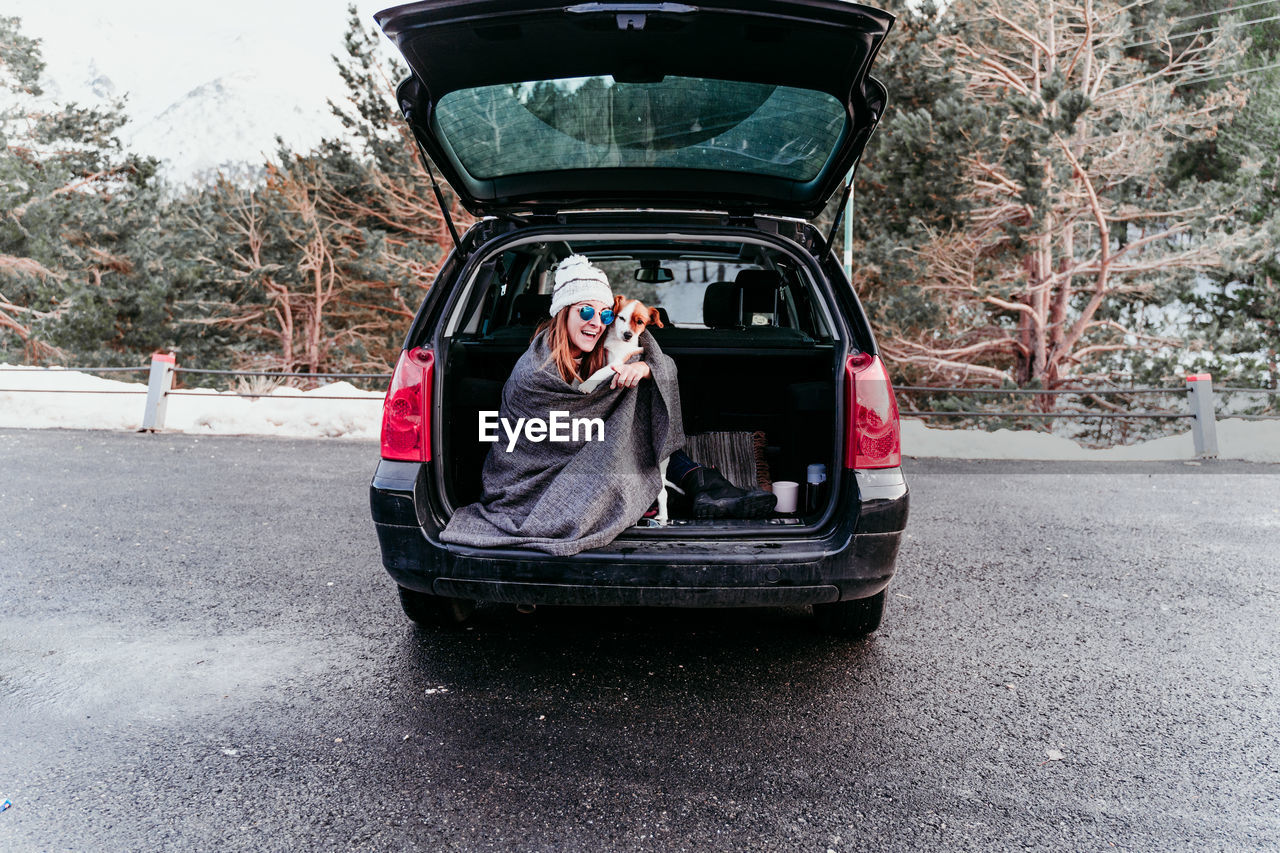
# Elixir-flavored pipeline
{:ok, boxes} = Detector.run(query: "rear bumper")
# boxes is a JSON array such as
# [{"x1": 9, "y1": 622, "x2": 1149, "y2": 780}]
[{"x1": 370, "y1": 461, "x2": 908, "y2": 608}]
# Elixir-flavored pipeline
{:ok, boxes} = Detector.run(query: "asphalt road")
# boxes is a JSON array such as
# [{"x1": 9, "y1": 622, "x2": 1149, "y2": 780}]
[{"x1": 1, "y1": 428, "x2": 1276, "y2": 852}]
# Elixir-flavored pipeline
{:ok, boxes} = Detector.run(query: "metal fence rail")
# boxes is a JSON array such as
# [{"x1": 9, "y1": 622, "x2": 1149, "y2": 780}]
[
  {"x1": 900, "y1": 410, "x2": 1193, "y2": 419},
  {"x1": 164, "y1": 391, "x2": 383, "y2": 401},
  {"x1": 895, "y1": 385, "x2": 1182, "y2": 395},
  {"x1": 173, "y1": 367, "x2": 392, "y2": 380}
]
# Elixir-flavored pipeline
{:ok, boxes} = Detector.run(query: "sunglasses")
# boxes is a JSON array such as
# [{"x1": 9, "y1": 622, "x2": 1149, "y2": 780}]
[{"x1": 577, "y1": 304, "x2": 615, "y2": 325}]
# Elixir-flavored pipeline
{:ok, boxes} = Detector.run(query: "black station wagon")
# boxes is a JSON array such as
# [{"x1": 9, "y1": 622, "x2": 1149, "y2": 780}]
[{"x1": 369, "y1": 0, "x2": 908, "y2": 635}]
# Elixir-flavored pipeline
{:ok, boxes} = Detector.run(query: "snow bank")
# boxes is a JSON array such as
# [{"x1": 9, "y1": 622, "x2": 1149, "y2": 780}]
[{"x1": 0, "y1": 365, "x2": 383, "y2": 439}]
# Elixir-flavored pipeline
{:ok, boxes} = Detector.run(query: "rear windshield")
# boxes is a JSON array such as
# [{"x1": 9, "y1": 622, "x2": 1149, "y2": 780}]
[{"x1": 435, "y1": 75, "x2": 846, "y2": 182}]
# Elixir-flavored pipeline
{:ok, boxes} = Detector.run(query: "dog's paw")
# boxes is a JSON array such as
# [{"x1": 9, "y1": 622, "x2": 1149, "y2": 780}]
[{"x1": 578, "y1": 365, "x2": 616, "y2": 394}]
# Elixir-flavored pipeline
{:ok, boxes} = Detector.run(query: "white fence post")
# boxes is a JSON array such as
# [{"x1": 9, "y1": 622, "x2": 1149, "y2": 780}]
[
  {"x1": 1186, "y1": 373, "x2": 1218, "y2": 459},
  {"x1": 140, "y1": 352, "x2": 175, "y2": 432}
]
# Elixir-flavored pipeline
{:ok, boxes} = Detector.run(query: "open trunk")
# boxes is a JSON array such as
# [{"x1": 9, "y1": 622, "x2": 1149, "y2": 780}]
[
  {"x1": 375, "y1": 0, "x2": 893, "y2": 219},
  {"x1": 434, "y1": 230, "x2": 847, "y2": 528}
]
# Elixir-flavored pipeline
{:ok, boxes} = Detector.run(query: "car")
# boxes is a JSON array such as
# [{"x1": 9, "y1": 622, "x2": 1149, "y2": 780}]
[{"x1": 369, "y1": 0, "x2": 908, "y2": 636}]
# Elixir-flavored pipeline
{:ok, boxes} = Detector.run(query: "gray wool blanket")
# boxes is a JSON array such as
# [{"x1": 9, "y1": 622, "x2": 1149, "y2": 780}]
[{"x1": 440, "y1": 329, "x2": 685, "y2": 556}]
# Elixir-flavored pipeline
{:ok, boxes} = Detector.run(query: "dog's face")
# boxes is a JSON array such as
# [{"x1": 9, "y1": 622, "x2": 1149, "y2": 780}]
[{"x1": 609, "y1": 295, "x2": 664, "y2": 345}]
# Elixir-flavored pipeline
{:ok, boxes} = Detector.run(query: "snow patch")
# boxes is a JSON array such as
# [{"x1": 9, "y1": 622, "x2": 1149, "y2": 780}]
[{"x1": 0, "y1": 366, "x2": 382, "y2": 440}]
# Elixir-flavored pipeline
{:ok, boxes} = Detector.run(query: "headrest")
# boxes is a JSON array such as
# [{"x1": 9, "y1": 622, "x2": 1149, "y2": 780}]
[
  {"x1": 702, "y1": 282, "x2": 742, "y2": 329},
  {"x1": 734, "y1": 269, "x2": 785, "y2": 325},
  {"x1": 511, "y1": 292, "x2": 552, "y2": 324},
  {"x1": 735, "y1": 269, "x2": 783, "y2": 311},
  {"x1": 734, "y1": 269, "x2": 783, "y2": 289}
]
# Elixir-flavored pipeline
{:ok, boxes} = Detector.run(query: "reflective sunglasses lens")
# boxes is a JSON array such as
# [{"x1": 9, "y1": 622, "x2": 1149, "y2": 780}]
[{"x1": 578, "y1": 305, "x2": 614, "y2": 325}]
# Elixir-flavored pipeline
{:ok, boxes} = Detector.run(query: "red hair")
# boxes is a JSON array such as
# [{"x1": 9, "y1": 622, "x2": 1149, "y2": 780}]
[{"x1": 534, "y1": 307, "x2": 607, "y2": 385}]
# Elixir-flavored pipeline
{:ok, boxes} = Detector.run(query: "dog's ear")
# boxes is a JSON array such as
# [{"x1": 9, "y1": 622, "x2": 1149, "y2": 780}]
[
  {"x1": 648, "y1": 306, "x2": 664, "y2": 328},
  {"x1": 613, "y1": 294, "x2": 626, "y2": 312}
]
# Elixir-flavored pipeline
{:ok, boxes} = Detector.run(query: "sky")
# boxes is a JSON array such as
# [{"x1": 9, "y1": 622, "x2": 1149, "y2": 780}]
[
  {"x1": 8, "y1": 0, "x2": 390, "y2": 111},
  {"x1": 3, "y1": 365, "x2": 1278, "y2": 462},
  {"x1": 7, "y1": 0, "x2": 395, "y2": 174}
]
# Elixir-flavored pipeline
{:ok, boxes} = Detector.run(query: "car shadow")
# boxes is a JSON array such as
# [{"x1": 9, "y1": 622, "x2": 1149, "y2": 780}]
[{"x1": 400, "y1": 603, "x2": 883, "y2": 696}]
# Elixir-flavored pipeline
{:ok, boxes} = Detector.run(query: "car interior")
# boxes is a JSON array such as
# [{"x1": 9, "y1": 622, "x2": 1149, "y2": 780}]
[{"x1": 438, "y1": 239, "x2": 843, "y2": 517}]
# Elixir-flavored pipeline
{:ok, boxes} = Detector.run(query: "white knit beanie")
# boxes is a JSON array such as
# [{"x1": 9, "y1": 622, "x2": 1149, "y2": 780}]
[{"x1": 549, "y1": 255, "x2": 612, "y2": 318}]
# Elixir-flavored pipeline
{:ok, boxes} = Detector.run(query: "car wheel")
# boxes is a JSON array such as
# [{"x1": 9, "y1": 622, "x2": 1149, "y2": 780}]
[
  {"x1": 812, "y1": 590, "x2": 886, "y2": 637},
  {"x1": 397, "y1": 585, "x2": 475, "y2": 628}
]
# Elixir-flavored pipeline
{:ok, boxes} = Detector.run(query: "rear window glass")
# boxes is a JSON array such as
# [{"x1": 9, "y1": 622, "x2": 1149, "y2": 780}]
[
  {"x1": 448, "y1": 243, "x2": 834, "y2": 343},
  {"x1": 435, "y1": 75, "x2": 846, "y2": 182}
]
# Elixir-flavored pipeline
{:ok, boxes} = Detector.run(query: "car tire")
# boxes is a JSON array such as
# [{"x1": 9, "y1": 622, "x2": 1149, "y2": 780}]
[
  {"x1": 397, "y1": 585, "x2": 475, "y2": 628},
  {"x1": 812, "y1": 590, "x2": 886, "y2": 637}
]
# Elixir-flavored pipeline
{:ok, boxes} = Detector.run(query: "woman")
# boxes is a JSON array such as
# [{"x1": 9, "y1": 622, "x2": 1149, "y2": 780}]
[{"x1": 440, "y1": 256, "x2": 774, "y2": 557}]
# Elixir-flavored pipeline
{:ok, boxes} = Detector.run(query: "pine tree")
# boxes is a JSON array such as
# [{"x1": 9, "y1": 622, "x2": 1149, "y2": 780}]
[
  {"x1": 1070, "y1": 1, "x2": 1280, "y2": 403},
  {"x1": 1155, "y1": 3, "x2": 1280, "y2": 394},
  {"x1": 1180, "y1": 63, "x2": 1280, "y2": 391},
  {"x1": 873, "y1": 0, "x2": 1248, "y2": 392},
  {"x1": 835, "y1": 3, "x2": 986, "y2": 383},
  {"x1": 1, "y1": 14, "x2": 165, "y2": 365}
]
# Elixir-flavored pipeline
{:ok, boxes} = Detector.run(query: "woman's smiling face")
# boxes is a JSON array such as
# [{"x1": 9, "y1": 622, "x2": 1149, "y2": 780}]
[{"x1": 567, "y1": 300, "x2": 609, "y2": 357}]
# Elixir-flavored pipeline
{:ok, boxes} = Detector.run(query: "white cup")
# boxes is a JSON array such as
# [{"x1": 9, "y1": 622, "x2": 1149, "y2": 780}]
[{"x1": 772, "y1": 480, "x2": 799, "y2": 513}]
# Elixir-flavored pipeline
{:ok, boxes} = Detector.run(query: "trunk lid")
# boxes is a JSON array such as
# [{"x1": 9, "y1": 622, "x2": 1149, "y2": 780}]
[{"x1": 375, "y1": 0, "x2": 893, "y2": 218}]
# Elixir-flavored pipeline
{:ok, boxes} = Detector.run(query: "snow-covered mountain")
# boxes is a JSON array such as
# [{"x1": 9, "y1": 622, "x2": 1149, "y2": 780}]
[
  {"x1": 84, "y1": 61, "x2": 118, "y2": 100},
  {"x1": 127, "y1": 71, "x2": 346, "y2": 185}
]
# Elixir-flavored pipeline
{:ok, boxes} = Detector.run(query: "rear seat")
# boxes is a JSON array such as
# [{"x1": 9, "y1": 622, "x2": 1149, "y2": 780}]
[
  {"x1": 479, "y1": 291, "x2": 549, "y2": 345},
  {"x1": 651, "y1": 273, "x2": 814, "y2": 347}
]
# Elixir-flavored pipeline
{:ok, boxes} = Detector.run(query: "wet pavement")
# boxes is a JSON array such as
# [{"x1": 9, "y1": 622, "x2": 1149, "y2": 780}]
[{"x1": 1, "y1": 429, "x2": 1277, "y2": 851}]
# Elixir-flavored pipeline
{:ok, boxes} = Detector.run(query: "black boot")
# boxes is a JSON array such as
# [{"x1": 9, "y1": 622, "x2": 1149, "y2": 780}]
[{"x1": 677, "y1": 467, "x2": 777, "y2": 519}]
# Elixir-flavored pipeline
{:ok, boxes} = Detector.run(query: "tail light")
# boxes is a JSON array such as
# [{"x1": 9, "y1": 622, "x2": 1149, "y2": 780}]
[
  {"x1": 844, "y1": 352, "x2": 901, "y2": 469},
  {"x1": 380, "y1": 347, "x2": 433, "y2": 462}
]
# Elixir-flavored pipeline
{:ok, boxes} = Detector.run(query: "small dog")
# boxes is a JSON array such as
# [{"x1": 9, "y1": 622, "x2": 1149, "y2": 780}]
[
  {"x1": 578, "y1": 296, "x2": 677, "y2": 524},
  {"x1": 602, "y1": 294, "x2": 663, "y2": 370},
  {"x1": 578, "y1": 295, "x2": 664, "y2": 388}
]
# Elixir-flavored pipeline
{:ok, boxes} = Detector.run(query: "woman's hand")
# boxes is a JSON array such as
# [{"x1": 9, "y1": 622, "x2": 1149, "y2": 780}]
[{"x1": 610, "y1": 361, "x2": 651, "y2": 389}]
